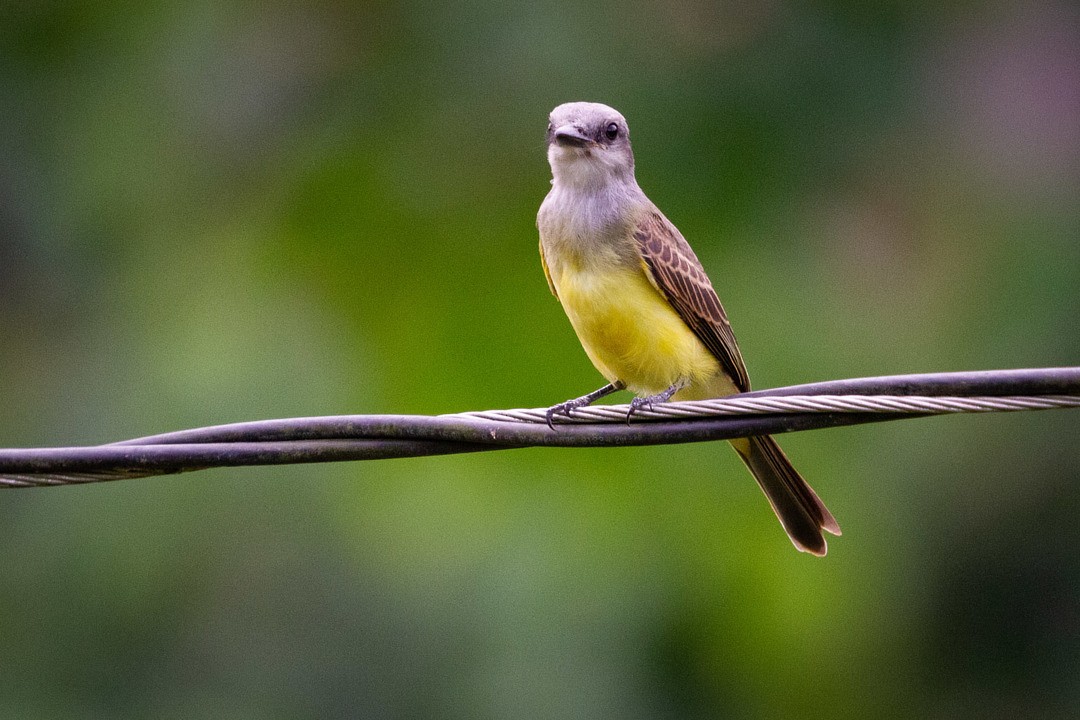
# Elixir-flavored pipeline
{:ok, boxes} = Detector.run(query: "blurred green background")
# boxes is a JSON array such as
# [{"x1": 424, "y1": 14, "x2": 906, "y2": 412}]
[{"x1": 2, "y1": 0, "x2": 1078, "y2": 717}]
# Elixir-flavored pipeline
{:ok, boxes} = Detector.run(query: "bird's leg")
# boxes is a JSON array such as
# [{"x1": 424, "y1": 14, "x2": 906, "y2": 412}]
[
  {"x1": 546, "y1": 381, "x2": 625, "y2": 429},
  {"x1": 626, "y1": 382, "x2": 682, "y2": 422}
]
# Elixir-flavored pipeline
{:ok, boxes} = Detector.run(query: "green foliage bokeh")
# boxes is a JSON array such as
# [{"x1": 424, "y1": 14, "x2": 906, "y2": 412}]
[{"x1": 1, "y1": 1, "x2": 1078, "y2": 718}]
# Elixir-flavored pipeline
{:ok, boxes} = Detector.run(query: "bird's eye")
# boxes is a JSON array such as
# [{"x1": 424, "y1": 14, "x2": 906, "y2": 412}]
[{"x1": 604, "y1": 122, "x2": 619, "y2": 140}]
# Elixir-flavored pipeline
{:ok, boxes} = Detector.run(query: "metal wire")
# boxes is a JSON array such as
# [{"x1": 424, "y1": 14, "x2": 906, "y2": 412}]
[
  {"x1": 452, "y1": 394, "x2": 1080, "y2": 423},
  {"x1": 1, "y1": 367, "x2": 1078, "y2": 488}
]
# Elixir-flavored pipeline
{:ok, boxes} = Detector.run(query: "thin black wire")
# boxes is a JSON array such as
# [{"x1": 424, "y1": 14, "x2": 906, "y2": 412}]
[{"x1": 1, "y1": 367, "x2": 1077, "y2": 487}]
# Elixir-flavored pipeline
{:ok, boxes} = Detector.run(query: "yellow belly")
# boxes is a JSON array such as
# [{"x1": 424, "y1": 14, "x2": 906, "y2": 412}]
[{"x1": 555, "y1": 263, "x2": 731, "y2": 398}]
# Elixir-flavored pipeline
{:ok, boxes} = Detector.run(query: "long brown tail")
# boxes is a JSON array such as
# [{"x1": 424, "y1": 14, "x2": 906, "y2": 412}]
[{"x1": 730, "y1": 435, "x2": 841, "y2": 556}]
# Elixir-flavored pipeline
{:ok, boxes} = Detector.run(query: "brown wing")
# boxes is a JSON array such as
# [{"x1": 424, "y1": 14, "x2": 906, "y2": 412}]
[
  {"x1": 539, "y1": 239, "x2": 558, "y2": 297},
  {"x1": 634, "y1": 210, "x2": 751, "y2": 392}
]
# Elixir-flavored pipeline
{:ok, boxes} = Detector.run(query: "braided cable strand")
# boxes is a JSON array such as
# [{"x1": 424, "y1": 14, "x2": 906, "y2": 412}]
[
  {"x1": 1, "y1": 367, "x2": 1078, "y2": 488},
  {"x1": 451, "y1": 394, "x2": 1080, "y2": 423}
]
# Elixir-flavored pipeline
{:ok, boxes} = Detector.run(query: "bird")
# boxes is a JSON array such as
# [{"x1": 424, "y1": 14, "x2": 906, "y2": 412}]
[{"x1": 536, "y1": 101, "x2": 840, "y2": 555}]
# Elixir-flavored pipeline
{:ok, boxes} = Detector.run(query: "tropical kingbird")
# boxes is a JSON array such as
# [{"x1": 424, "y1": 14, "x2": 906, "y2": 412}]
[{"x1": 537, "y1": 101, "x2": 840, "y2": 555}]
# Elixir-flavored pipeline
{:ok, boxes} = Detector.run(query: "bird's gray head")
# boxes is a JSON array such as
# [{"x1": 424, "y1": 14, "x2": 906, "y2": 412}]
[{"x1": 546, "y1": 102, "x2": 635, "y2": 189}]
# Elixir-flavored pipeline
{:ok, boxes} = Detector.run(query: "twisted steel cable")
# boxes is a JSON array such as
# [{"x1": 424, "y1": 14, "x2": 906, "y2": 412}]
[
  {"x1": 1, "y1": 367, "x2": 1078, "y2": 488},
  {"x1": 456, "y1": 393, "x2": 1080, "y2": 423}
]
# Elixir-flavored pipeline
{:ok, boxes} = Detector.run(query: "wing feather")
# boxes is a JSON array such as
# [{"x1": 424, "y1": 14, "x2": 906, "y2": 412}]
[
  {"x1": 634, "y1": 210, "x2": 751, "y2": 392},
  {"x1": 539, "y1": 239, "x2": 558, "y2": 297}
]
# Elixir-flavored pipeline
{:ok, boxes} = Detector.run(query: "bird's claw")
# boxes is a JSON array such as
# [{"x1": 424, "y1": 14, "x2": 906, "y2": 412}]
[
  {"x1": 626, "y1": 396, "x2": 654, "y2": 423},
  {"x1": 545, "y1": 399, "x2": 587, "y2": 430},
  {"x1": 545, "y1": 382, "x2": 628, "y2": 429},
  {"x1": 625, "y1": 384, "x2": 680, "y2": 424}
]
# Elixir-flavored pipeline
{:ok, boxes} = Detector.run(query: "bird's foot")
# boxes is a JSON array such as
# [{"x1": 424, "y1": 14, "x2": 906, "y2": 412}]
[
  {"x1": 545, "y1": 396, "x2": 591, "y2": 429},
  {"x1": 626, "y1": 383, "x2": 681, "y2": 423},
  {"x1": 545, "y1": 382, "x2": 624, "y2": 429}
]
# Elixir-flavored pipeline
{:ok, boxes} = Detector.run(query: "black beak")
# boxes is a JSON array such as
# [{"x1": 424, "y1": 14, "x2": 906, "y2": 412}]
[{"x1": 553, "y1": 125, "x2": 591, "y2": 147}]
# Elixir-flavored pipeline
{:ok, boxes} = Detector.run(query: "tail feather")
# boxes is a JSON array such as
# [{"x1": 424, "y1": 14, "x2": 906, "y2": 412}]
[{"x1": 730, "y1": 435, "x2": 840, "y2": 556}]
